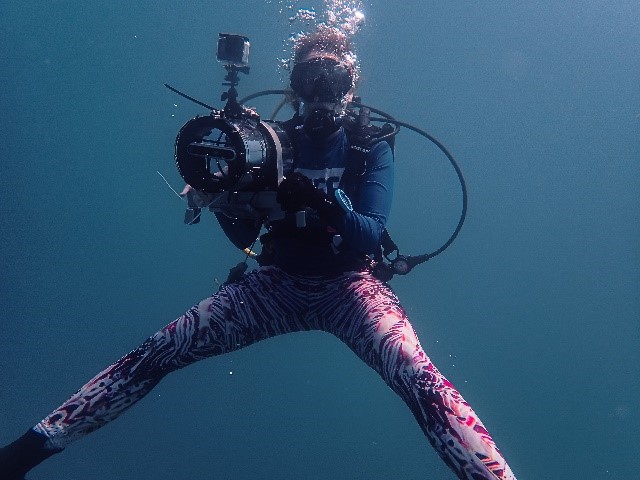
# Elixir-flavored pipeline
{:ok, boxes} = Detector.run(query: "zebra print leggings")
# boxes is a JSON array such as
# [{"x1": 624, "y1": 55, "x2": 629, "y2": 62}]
[{"x1": 34, "y1": 266, "x2": 516, "y2": 480}]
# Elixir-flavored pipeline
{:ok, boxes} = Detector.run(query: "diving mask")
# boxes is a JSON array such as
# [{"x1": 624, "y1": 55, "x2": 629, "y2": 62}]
[{"x1": 290, "y1": 58, "x2": 354, "y2": 104}]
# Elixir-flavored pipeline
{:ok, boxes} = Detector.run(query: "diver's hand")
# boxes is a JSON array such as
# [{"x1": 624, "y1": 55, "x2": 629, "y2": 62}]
[
  {"x1": 180, "y1": 185, "x2": 215, "y2": 208},
  {"x1": 276, "y1": 172, "x2": 316, "y2": 212},
  {"x1": 276, "y1": 172, "x2": 345, "y2": 226}
]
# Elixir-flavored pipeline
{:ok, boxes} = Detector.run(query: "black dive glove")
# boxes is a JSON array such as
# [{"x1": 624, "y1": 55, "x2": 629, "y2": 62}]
[
  {"x1": 276, "y1": 172, "x2": 345, "y2": 226},
  {"x1": 0, "y1": 429, "x2": 61, "y2": 480}
]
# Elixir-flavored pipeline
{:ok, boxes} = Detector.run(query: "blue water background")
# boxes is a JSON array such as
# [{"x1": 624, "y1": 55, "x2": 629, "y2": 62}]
[{"x1": 1, "y1": 1, "x2": 638, "y2": 479}]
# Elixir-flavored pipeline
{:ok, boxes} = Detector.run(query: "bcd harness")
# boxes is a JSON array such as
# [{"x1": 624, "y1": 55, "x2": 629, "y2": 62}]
[{"x1": 250, "y1": 108, "x2": 413, "y2": 283}]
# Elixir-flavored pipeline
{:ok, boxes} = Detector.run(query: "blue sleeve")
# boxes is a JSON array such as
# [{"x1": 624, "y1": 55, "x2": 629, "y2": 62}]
[
  {"x1": 214, "y1": 213, "x2": 261, "y2": 250},
  {"x1": 335, "y1": 141, "x2": 394, "y2": 254}
]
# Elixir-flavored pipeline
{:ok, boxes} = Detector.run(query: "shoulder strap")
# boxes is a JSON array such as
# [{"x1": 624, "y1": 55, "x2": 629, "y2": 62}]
[
  {"x1": 279, "y1": 114, "x2": 304, "y2": 137},
  {"x1": 341, "y1": 116, "x2": 395, "y2": 192}
]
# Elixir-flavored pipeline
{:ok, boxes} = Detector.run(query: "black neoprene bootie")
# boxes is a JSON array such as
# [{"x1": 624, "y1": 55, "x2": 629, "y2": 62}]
[{"x1": 0, "y1": 429, "x2": 61, "y2": 480}]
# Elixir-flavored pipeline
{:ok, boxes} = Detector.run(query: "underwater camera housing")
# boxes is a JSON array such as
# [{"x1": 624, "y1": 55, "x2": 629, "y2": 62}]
[{"x1": 174, "y1": 33, "x2": 294, "y2": 222}]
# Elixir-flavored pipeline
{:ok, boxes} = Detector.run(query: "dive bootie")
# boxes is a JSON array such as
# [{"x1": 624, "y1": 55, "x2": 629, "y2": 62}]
[{"x1": 0, "y1": 429, "x2": 61, "y2": 480}]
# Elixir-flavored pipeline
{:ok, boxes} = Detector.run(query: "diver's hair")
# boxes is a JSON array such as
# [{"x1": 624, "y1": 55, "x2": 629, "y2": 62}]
[
  {"x1": 294, "y1": 25, "x2": 353, "y2": 65},
  {"x1": 292, "y1": 24, "x2": 360, "y2": 94}
]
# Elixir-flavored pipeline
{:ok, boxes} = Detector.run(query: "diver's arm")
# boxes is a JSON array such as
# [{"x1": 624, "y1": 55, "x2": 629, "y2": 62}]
[
  {"x1": 334, "y1": 141, "x2": 394, "y2": 253},
  {"x1": 181, "y1": 185, "x2": 261, "y2": 250}
]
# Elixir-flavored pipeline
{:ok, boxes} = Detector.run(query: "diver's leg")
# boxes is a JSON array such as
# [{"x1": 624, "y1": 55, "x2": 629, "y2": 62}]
[
  {"x1": 1, "y1": 266, "x2": 308, "y2": 479},
  {"x1": 321, "y1": 270, "x2": 517, "y2": 480}
]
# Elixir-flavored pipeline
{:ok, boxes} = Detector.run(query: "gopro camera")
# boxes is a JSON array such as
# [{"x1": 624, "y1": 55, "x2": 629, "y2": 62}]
[{"x1": 216, "y1": 33, "x2": 250, "y2": 67}]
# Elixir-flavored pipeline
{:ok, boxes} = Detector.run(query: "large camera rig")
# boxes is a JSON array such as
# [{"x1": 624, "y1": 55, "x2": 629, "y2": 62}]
[{"x1": 173, "y1": 33, "x2": 294, "y2": 223}]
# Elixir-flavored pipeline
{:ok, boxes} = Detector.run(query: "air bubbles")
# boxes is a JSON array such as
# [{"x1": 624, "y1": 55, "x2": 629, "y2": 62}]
[
  {"x1": 289, "y1": 7, "x2": 317, "y2": 25},
  {"x1": 323, "y1": 0, "x2": 366, "y2": 35},
  {"x1": 282, "y1": 0, "x2": 366, "y2": 59}
]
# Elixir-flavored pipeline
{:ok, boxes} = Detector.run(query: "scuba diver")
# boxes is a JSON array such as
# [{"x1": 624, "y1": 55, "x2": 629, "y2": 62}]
[{"x1": 0, "y1": 26, "x2": 518, "y2": 480}]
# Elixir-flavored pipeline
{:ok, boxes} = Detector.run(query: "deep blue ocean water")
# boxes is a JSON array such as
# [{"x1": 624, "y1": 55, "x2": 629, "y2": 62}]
[{"x1": 1, "y1": 1, "x2": 638, "y2": 479}]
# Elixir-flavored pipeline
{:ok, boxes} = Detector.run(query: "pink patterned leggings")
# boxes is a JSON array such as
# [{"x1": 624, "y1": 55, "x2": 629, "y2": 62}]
[{"x1": 34, "y1": 266, "x2": 516, "y2": 479}]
